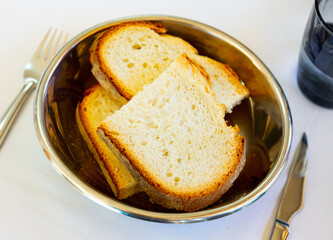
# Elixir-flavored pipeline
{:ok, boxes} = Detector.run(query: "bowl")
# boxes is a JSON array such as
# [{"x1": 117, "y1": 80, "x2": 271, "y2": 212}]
[{"x1": 34, "y1": 15, "x2": 292, "y2": 223}]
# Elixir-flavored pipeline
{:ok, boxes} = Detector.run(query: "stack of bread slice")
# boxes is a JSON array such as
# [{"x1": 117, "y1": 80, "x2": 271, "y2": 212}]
[
  {"x1": 90, "y1": 21, "x2": 249, "y2": 113},
  {"x1": 76, "y1": 21, "x2": 249, "y2": 211}
]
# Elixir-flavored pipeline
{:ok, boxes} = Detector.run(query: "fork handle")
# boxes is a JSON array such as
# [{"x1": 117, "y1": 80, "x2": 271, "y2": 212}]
[{"x1": 0, "y1": 80, "x2": 36, "y2": 147}]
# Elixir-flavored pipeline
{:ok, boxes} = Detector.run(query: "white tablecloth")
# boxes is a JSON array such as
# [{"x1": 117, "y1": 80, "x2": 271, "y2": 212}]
[{"x1": 1, "y1": 0, "x2": 332, "y2": 239}]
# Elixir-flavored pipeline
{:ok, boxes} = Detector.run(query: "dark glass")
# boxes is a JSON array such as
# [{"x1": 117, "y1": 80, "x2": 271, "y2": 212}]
[{"x1": 297, "y1": 0, "x2": 333, "y2": 108}]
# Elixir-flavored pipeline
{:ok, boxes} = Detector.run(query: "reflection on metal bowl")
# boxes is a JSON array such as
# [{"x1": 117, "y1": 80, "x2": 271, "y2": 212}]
[{"x1": 33, "y1": 15, "x2": 292, "y2": 223}]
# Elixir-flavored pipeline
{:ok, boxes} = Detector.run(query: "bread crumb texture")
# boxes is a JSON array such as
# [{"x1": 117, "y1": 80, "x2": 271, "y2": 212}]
[{"x1": 99, "y1": 55, "x2": 245, "y2": 204}]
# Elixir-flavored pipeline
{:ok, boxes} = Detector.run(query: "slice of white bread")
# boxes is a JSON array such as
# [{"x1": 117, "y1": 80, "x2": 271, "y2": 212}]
[
  {"x1": 97, "y1": 54, "x2": 246, "y2": 212},
  {"x1": 76, "y1": 84, "x2": 141, "y2": 199},
  {"x1": 91, "y1": 21, "x2": 249, "y2": 113},
  {"x1": 193, "y1": 55, "x2": 249, "y2": 113}
]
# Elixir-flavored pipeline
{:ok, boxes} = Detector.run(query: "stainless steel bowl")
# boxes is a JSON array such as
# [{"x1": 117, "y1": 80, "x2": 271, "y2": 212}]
[{"x1": 34, "y1": 15, "x2": 292, "y2": 223}]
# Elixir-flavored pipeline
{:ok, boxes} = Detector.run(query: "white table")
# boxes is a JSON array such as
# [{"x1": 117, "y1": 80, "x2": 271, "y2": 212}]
[{"x1": 1, "y1": 0, "x2": 332, "y2": 239}]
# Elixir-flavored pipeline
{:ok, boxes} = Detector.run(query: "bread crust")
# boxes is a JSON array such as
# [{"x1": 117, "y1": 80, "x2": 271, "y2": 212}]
[
  {"x1": 76, "y1": 85, "x2": 140, "y2": 199},
  {"x1": 94, "y1": 21, "x2": 167, "y2": 100},
  {"x1": 90, "y1": 31, "x2": 128, "y2": 100},
  {"x1": 98, "y1": 126, "x2": 245, "y2": 212}
]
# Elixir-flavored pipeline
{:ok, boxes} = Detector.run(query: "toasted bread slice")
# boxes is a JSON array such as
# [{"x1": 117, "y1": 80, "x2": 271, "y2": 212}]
[
  {"x1": 91, "y1": 21, "x2": 249, "y2": 112},
  {"x1": 97, "y1": 54, "x2": 246, "y2": 212},
  {"x1": 76, "y1": 85, "x2": 141, "y2": 199}
]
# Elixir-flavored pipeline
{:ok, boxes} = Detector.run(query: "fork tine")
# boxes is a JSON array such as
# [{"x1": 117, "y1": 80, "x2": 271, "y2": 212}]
[
  {"x1": 47, "y1": 30, "x2": 63, "y2": 61},
  {"x1": 62, "y1": 32, "x2": 69, "y2": 47},
  {"x1": 41, "y1": 29, "x2": 57, "y2": 60},
  {"x1": 33, "y1": 28, "x2": 52, "y2": 58}
]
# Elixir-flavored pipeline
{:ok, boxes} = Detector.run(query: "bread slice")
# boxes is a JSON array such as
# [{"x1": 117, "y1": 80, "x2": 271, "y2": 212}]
[
  {"x1": 91, "y1": 21, "x2": 195, "y2": 100},
  {"x1": 91, "y1": 21, "x2": 249, "y2": 112},
  {"x1": 97, "y1": 54, "x2": 246, "y2": 212},
  {"x1": 76, "y1": 84, "x2": 141, "y2": 199},
  {"x1": 193, "y1": 55, "x2": 250, "y2": 113}
]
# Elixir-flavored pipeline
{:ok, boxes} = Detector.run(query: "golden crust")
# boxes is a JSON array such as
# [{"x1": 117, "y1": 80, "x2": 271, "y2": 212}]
[
  {"x1": 76, "y1": 85, "x2": 140, "y2": 199},
  {"x1": 95, "y1": 21, "x2": 167, "y2": 100},
  {"x1": 99, "y1": 123, "x2": 245, "y2": 211}
]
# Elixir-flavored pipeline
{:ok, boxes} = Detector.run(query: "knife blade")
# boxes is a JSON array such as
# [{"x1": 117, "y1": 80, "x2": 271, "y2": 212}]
[{"x1": 270, "y1": 132, "x2": 308, "y2": 240}]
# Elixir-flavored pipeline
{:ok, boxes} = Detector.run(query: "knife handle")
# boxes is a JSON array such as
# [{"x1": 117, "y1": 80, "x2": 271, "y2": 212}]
[{"x1": 270, "y1": 221, "x2": 289, "y2": 240}]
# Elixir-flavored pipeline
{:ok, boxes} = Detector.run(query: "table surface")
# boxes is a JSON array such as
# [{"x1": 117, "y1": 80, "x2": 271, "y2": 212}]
[{"x1": 1, "y1": 0, "x2": 332, "y2": 239}]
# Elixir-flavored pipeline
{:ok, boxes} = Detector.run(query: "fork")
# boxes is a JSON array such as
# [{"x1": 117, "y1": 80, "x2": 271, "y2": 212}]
[{"x1": 0, "y1": 28, "x2": 68, "y2": 147}]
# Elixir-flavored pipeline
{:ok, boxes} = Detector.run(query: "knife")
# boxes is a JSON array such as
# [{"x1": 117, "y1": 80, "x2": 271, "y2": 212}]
[{"x1": 270, "y1": 132, "x2": 308, "y2": 240}]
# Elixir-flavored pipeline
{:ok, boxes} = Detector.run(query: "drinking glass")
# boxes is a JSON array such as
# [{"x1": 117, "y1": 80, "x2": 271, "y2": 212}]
[{"x1": 297, "y1": 0, "x2": 333, "y2": 108}]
